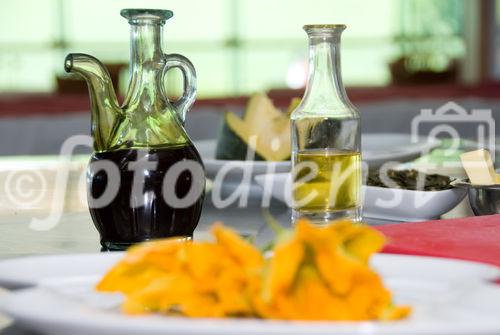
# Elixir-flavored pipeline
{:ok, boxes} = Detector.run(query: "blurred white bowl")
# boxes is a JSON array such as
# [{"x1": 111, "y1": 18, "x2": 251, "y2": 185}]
[
  {"x1": 254, "y1": 173, "x2": 467, "y2": 222},
  {"x1": 194, "y1": 134, "x2": 439, "y2": 181}
]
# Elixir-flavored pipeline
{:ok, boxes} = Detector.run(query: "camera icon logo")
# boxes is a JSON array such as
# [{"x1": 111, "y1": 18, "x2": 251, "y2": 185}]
[{"x1": 411, "y1": 101, "x2": 496, "y2": 161}]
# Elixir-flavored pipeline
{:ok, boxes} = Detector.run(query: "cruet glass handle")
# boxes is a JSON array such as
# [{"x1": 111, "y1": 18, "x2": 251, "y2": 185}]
[{"x1": 162, "y1": 53, "x2": 197, "y2": 123}]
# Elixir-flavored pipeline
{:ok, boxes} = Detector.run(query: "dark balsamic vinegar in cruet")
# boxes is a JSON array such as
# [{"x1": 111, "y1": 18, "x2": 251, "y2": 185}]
[{"x1": 88, "y1": 145, "x2": 204, "y2": 251}]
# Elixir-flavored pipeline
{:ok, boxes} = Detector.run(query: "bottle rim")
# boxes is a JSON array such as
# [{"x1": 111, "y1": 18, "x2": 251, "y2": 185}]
[
  {"x1": 303, "y1": 24, "x2": 347, "y2": 34},
  {"x1": 121, "y1": 8, "x2": 173, "y2": 24}
]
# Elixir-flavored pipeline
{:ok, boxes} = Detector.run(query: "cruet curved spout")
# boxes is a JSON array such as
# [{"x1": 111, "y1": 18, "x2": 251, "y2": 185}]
[{"x1": 64, "y1": 53, "x2": 121, "y2": 151}]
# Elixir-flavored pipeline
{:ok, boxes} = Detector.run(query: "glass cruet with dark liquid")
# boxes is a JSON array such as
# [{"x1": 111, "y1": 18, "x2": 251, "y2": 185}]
[
  {"x1": 64, "y1": 9, "x2": 205, "y2": 250},
  {"x1": 291, "y1": 25, "x2": 362, "y2": 224}
]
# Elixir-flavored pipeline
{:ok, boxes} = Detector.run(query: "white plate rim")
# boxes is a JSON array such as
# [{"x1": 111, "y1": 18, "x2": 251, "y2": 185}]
[
  {"x1": 0, "y1": 253, "x2": 124, "y2": 290},
  {"x1": 0, "y1": 252, "x2": 498, "y2": 290},
  {"x1": 194, "y1": 134, "x2": 440, "y2": 167}
]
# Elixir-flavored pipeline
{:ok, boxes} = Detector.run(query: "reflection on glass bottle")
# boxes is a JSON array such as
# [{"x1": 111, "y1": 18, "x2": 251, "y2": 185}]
[{"x1": 291, "y1": 25, "x2": 362, "y2": 223}]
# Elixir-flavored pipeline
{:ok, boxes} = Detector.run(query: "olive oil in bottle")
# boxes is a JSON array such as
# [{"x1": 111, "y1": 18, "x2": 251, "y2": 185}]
[{"x1": 293, "y1": 150, "x2": 361, "y2": 212}]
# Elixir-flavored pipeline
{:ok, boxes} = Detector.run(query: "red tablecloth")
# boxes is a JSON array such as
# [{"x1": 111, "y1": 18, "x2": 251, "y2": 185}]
[{"x1": 376, "y1": 214, "x2": 500, "y2": 269}]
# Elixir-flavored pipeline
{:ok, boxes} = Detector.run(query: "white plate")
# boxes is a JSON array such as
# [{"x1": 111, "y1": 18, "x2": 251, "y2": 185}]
[
  {"x1": 0, "y1": 253, "x2": 499, "y2": 335},
  {"x1": 0, "y1": 253, "x2": 124, "y2": 290},
  {"x1": 254, "y1": 173, "x2": 467, "y2": 222},
  {"x1": 0, "y1": 252, "x2": 497, "y2": 290},
  {"x1": 195, "y1": 134, "x2": 439, "y2": 180}
]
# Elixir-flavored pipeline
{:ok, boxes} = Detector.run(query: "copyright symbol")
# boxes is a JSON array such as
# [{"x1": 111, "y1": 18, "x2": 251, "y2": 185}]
[{"x1": 5, "y1": 170, "x2": 47, "y2": 208}]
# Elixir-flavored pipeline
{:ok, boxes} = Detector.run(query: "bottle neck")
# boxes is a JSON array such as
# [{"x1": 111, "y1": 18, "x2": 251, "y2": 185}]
[
  {"x1": 303, "y1": 32, "x2": 349, "y2": 110},
  {"x1": 124, "y1": 22, "x2": 165, "y2": 107},
  {"x1": 130, "y1": 22, "x2": 163, "y2": 67}
]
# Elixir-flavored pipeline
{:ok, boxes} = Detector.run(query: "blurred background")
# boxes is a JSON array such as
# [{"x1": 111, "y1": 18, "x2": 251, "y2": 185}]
[{"x1": 0, "y1": 0, "x2": 498, "y2": 156}]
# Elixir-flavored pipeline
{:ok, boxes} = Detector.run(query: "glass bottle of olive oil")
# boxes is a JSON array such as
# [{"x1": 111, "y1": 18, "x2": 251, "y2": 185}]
[{"x1": 291, "y1": 25, "x2": 362, "y2": 223}]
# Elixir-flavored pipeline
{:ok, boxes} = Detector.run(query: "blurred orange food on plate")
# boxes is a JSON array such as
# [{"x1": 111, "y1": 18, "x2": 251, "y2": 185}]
[{"x1": 97, "y1": 220, "x2": 410, "y2": 321}]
